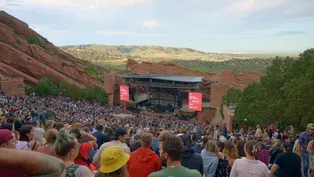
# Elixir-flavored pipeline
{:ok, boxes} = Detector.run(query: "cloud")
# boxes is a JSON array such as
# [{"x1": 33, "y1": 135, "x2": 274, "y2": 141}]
[
  {"x1": 275, "y1": 31, "x2": 308, "y2": 36},
  {"x1": 7, "y1": 0, "x2": 151, "y2": 9},
  {"x1": 142, "y1": 20, "x2": 161, "y2": 29},
  {"x1": 96, "y1": 31, "x2": 169, "y2": 37}
]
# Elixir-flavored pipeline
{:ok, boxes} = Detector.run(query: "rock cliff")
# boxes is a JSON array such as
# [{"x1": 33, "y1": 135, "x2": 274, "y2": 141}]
[{"x1": 0, "y1": 11, "x2": 105, "y2": 88}]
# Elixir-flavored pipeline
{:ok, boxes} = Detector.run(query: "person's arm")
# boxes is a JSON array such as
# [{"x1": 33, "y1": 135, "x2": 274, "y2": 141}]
[
  {"x1": 270, "y1": 164, "x2": 279, "y2": 177},
  {"x1": 307, "y1": 140, "x2": 313, "y2": 154},
  {"x1": 92, "y1": 144, "x2": 105, "y2": 169},
  {"x1": 298, "y1": 134, "x2": 304, "y2": 157},
  {"x1": 0, "y1": 148, "x2": 65, "y2": 177}
]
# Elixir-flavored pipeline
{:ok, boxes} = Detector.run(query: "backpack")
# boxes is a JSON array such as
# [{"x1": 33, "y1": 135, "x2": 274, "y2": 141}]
[{"x1": 66, "y1": 164, "x2": 79, "y2": 177}]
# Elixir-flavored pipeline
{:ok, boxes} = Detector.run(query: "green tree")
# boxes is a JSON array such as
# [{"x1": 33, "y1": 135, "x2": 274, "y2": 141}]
[
  {"x1": 222, "y1": 87, "x2": 242, "y2": 105},
  {"x1": 33, "y1": 77, "x2": 58, "y2": 96},
  {"x1": 28, "y1": 35, "x2": 47, "y2": 50}
]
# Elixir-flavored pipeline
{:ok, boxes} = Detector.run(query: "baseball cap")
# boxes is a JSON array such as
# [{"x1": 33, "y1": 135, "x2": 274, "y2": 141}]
[
  {"x1": 0, "y1": 129, "x2": 13, "y2": 144},
  {"x1": 31, "y1": 119, "x2": 38, "y2": 126},
  {"x1": 112, "y1": 128, "x2": 127, "y2": 140}
]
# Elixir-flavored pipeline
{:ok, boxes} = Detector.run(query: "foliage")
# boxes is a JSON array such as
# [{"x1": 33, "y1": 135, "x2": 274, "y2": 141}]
[
  {"x1": 222, "y1": 88, "x2": 242, "y2": 105},
  {"x1": 28, "y1": 77, "x2": 108, "y2": 104},
  {"x1": 28, "y1": 35, "x2": 47, "y2": 50},
  {"x1": 220, "y1": 103, "x2": 224, "y2": 119},
  {"x1": 33, "y1": 77, "x2": 58, "y2": 96},
  {"x1": 85, "y1": 66, "x2": 97, "y2": 76},
  {"x1": 234, "y1": 49, "x2": 314, "y2": 131}
]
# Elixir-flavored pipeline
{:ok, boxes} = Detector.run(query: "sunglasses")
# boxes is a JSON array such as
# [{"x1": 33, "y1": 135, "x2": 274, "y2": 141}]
[{"x1": 310, "y1": 129, "x2": 314, "y2": 131}]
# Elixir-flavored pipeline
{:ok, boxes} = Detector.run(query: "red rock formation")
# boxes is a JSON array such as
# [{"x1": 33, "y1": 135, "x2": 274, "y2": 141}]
[{"x1": 0, "y1": 11, "x2": 105, "y2": 88}]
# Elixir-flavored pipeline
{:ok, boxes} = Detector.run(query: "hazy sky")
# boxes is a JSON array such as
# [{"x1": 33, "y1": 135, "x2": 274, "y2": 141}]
[{"x1": 1, "y1": 0, "x2": 314, "y2": 53}]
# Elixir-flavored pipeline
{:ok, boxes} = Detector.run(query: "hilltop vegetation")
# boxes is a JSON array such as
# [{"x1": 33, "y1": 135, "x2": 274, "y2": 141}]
[{"x1": 61, "y1": 44, "x2": 298, "y2": 74}]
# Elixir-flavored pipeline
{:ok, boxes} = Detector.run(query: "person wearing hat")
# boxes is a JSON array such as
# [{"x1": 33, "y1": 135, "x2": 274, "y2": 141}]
[
  {"x1": 93, "y1": 124, "x2": 110, "y2": 148},
  {"x1": 93, "y1": 128, "x2": 130, "y2": 169},
  {"x1": 270, "y1": 142, "x2": 302, "y2": 177},
  {"x1": 130, "y1": 128, "x2": 148, "y2": 152},
  {"x1": 95, "y1": 146, "x2": 130, "y2": 177}
]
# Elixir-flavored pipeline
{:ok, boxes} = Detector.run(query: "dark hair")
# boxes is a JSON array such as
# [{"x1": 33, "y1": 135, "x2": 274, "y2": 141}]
[
  {"x1": 19, "y1": 125, "x2": 34, "y2": 142},
  {"x1": 282, "y1": 142, "x2": 293, "y2": 152},
  {"x1": 245, "y1": 140, "x2": 258, "y2": 156},
  {"x1": 1, "y1": 123, "x2": 13, "y2": 131},
  {"x1": 70, "y1": 128, "x2": 82, "y2": 140},
  {"x1": 54, "y1": 132, "x2": 77, "y2": 157},
  {"x1": 6, "y1": 117, "x2": 15, "y2": 124},
  {"x1": 54, "y1": 122, "x2": 65, "y2": 131},
  {"x1": 162, "y1": 135, "x2": 184, "y2": 161},
  {"x1": 216, "y1": 141, "x2": 225, "y2": 152},
  {"x1": 236, "y1": 140, "x2": 246, "y2": 157},
  {"x1": 259, "y1": 143, "x2": 266, "y2": 149},
  {"x1": 179, "y1": 135, "x2": 190, "y2": 146}
]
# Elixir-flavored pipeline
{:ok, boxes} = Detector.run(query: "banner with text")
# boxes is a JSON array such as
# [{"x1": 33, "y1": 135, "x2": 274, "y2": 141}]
[
  {"x1": 120, "y1": 85, "x2": 129, "y2": 101},
  {"x1": 188, "y1": 92, "x2": 202, "y2": 111}
]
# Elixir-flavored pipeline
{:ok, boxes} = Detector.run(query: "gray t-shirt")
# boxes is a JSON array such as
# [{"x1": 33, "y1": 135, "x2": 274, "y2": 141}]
[{"x1": 149, "y1": 166, "x2": 202, "y2": 177}]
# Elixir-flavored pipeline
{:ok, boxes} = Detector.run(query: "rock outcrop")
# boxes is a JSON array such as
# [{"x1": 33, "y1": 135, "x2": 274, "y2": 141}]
[
  {"x1": 126, "y1": 59, "x2": 263, "y2": 88},
  {"x1": 0, "y1": 11, "x2": 105, "y2": 88}
]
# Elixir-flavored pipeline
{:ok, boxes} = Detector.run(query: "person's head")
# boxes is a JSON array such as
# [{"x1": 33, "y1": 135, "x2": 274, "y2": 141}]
[
  {"x1": 19, "y1": 125, "x2": 34, "y2": 142},
  {"x1": 205, "y1": 140, "x2": 218, "y2": 155},
  {"x1": 112, "y1": 128, "x2": 127, "y2": 143},
  {"x1": 0, "y1": 129, "x2": 17, "y2": 149},
  {"x1": 97, "y1": 146, "x2": 130, "y2": 176},
  {"x1": 140, "y1": 133, "x2": 153, "y2": 148},
  {"x1": 63, "y1": 124, "x2": 72, "y2": 131},
  {"x1": 45, "y1": 128, "x2": 58, "y2": 145},
  {"x1": 259, "y1": 143, "x2": 266, "y2": 150},
  {"x1": 282, "y1": 142, "x2": 293, "y2": 152},
  {"x1": 160, "y1": 135, "x2": 184, "y2": 164},
  {"x1": 96, "y1": 124, "x2": 104, "y2": 132},
  {"x1": 69, "y1": 128, "x2": 82, "y2": 141},
  {"x1": 136, "y1": 128, "x2": 148, "y2": 140},
  {"x1": 273, "y1": 142, "x2": 281, "y2": 149},
  {"x1": 216, "y1": 141, "x2": 225, "y2": 153},
  {"x1": 54, "y1": 132, "x2": 81, "y2": 160},
  {"x1": 1, "y1": 123, "x2": 14, "y2": 132},
  {"x1": 244, "y1": 140, "x2": 258, "y2": 157},
  {"x1": 31, "y1": 119, "x2": 39, "y2": 127},
  {"x1": 54, "y1": 122, "x2": 65, "y2": 131},
  {"x1": 236, "y1": 140, "x2": 246, "y2": 157},
  {"x1": 179, "y1": 134, "x2": 190, "y2": 148},
  {"x1": 223, "y1": 141, "x2": 239, "y2": 159},
  {"x1": 306, "y1": 123, "x2": 314, "y2": 135}
]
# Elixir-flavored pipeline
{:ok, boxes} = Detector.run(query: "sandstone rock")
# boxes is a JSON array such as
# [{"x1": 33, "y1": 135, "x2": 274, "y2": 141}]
[{"x1": 0, "y1": 11, "x2": 104, "y2": 90}]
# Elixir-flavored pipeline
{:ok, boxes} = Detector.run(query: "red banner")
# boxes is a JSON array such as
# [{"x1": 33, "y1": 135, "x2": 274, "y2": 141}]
[
  {"x1": 188, "y1": 92, "x2": 202, "y2": 111},
  {"x1": 120, "y1": 85, "x2": 129, "y2": 101}
]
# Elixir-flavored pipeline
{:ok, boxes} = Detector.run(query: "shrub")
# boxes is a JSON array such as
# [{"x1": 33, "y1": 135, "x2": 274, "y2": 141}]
[{"x1": 28, "y1": 35, "x2": 47, "y2": 50}]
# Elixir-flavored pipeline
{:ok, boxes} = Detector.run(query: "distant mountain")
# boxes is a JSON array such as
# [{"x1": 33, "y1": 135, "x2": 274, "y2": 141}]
[{"x1": 60, "y1": 44, "x2": 268, "y2": 62}]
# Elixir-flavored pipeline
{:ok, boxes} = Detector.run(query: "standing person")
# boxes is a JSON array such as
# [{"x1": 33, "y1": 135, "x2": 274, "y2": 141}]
[
  {"x1": 32, "y1": 119, "x2": 46, "y2": 145},
  {"x1": 16, "y1": 125, "x2": 40, "y2": 151},
  {"x1": 127, "y1": 133, "x2": 162, "y2": 177},
  {"x1": 229, "y1": 140, "x2": 268, "y2": 177},
  {"x1": 201, "y1": 140, "x2": 219, "y2": 177},
  {"x1": 0, "y1": 129, "x2": 25, "y2": 177},
  {"x1": 54, "y1": 132, "x2": 94, "y2": 177},
  {"x1": 236, "y1": 140, "x2": 246, "y2": 158},
  {"x1": 37, "y1": 128, "x2": 58, "y2": 156},
  {"x1": 223, "y1": 142, "x2": 239, "y2": 168},
  {"x1": 307, "y1": 140, "x2": 314, "y2": 177},
  {"x1": 93, "y1": 124, "x2": 110, "y2": 148},
  {"x1": 179, "y1": 134, "x2": 204, "y2": 175},
  {"x1": 93, "y1": 128, "x2": 130, "y2": 169},
  {"x1": 221, "y1": 124, "x2": 227, "y2": 138},
  {"x1": 270, "y1": 142, "x2": 302, "y2": 177},
  {"x1": 298, "y1": 123, "x2": 314, "y2": 177},
  {"x1": 95, "y1": 146, "x2": 130, "y2": 177},
  {"x1": 149, "y1": 135, "x2": 202, "y2": 177},
  {"x1": 256, "y1": 144, "x2": 269, "y2": 166}
]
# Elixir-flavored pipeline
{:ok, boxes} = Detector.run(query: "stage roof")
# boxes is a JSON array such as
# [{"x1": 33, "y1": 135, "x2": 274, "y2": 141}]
[{"x1": 123, "y1": 74, "x2": 203, "y2": 83}]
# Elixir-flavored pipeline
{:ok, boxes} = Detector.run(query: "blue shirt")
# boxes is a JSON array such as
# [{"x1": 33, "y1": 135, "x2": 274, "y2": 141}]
[
  {"x1": 298, "y1": 131, "x2": 314, "y2": 153},
  {"x1": 92, "y1": 131, "x2": 110, "y2": 148}
]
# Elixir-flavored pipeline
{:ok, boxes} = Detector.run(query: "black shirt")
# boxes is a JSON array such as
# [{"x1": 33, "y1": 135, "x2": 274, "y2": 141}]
[{"x1": 274, "y1": 152, "x2": 302, "y2": 177}]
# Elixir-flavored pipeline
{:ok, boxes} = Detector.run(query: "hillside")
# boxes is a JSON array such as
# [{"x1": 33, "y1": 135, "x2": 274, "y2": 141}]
[
  {"x1": 0, "y1": 11, "x2": 105, "y2": 87},
  {"x1": 61, "y1": 44, "x2": 258, "y2": 62}
]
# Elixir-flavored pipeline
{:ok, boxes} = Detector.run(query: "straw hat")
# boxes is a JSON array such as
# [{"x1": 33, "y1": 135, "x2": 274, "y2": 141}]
[{"x1": 99, "y1": 146, "x2": 130, "y2": 173}]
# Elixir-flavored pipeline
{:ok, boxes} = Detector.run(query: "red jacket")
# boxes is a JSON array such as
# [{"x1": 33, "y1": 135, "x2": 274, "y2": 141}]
[{"x1": 127, "y1": 147, "x2": 162, "y2": 177}]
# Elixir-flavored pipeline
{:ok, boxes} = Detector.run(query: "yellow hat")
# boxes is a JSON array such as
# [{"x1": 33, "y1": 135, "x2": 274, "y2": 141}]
[{"x1": 99, "y1": 146, "x2": 130, "y2": 173}]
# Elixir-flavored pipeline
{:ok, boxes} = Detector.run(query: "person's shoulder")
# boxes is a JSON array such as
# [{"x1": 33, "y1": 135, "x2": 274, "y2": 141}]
[
  {"x1": 184, "y1": 168, "x2": 202, "y2": 177},
  {"x1": 148, "y1": 170, "x2": 163, "y2": 177}
]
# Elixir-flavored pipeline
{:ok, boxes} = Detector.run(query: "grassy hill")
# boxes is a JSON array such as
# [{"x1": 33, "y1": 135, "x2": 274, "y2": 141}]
[{"x1": 60, "y1": 44, "x2": 299, "y2": 74}]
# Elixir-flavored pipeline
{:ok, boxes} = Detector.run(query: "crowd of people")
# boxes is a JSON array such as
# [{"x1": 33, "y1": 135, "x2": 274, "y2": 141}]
[{"x1": 0, "y1": 95, "x2": 313, "y2": 177}]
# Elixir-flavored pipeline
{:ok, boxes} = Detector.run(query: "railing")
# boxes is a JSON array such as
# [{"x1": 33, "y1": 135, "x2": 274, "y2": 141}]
[{"x1": 124, "y1": 80, "x2": 199, "y2": 89}]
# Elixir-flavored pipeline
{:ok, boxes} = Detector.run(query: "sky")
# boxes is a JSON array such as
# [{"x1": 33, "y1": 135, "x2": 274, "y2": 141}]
[{"x1": 0, "y1": 0, "x2": 314, "y2": 53}]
